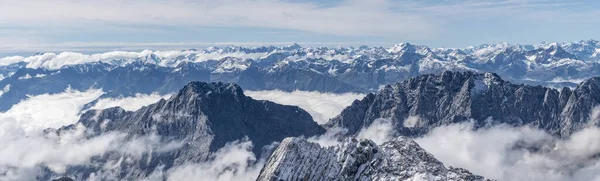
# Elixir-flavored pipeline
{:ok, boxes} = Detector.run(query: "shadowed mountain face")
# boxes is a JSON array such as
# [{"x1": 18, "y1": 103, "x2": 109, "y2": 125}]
[
  {"x1": 47, "y1": 82, "x2": 325, "y2": 180},
  {"x1": 327, "y1": 71, "x2": 600, "y2": 137},
  {"x1": 257, "y1": 137, "x2": 491, "y2": 181}
]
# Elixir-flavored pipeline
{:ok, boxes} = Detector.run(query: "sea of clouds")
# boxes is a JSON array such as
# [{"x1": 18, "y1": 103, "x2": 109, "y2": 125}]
[{"x1": 1, "y1": 89, "x2": 600, "y2": 180}]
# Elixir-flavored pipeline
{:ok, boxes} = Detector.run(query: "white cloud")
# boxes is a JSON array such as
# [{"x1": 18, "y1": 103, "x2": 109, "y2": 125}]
[
  {"x1": 245, "y1": 89, "x2": 365, "y2": 147},
  {"x1": 0, "y1": 86, "x2": 266, "y2": 180},
  {"x1": 0, "y1": 56, "x2": 25, "y2": 66},
  {"x1": 357, "y1": 118, "x2": 395, "y2": 145},
  {"x1": 91, "y1": 93, "x2": 172, "y2": 112},
  {"x1": 0, "y1": 121, "x2": 184, "y2": 181},
  {"x1": 0, "y1": 124, "x2": 120, "y2": 175},
  {"x1": 307, "y1": 127, "x2": 348, "y2": 147},
  {"x1": 17, "y1": 74, "x2": 32, "y2": 80},
  {"x1": 0, "y1": 87, "x2": 103, "y2": 134},
  {"x1": 548, "y1": 77, "x2": 588, "y2": 84},
  {"x1": 308, "y1": 117, "x2": 396, "y2": 147},
  {"x1": 0, "y1": 0, "x2": 596, "y2": 48},
  {"x1": 403, "y1": 115, "x2": 420, "y2": 128},
  {"x1": 0, "y1": 87, "x2": 172, "y2": 134},
  {"x1": 0, "y1": 111, "x2": 260, "y2": 180},
  {"x1": 415, "y1": 122, "x2": 600, "y2": 181},
  {"x1": 166, "y1": 139, "x2": 264, "y2": 181},
  {"x1": 0, "y1": 84, "x2": 10, "y2": 97},
  {"x1": 245, "y1": 90, "x2": 364, "y2": 124}
]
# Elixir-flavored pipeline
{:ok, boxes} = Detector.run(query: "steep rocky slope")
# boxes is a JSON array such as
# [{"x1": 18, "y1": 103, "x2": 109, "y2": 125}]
[
  {"x1": 46, "y1": 82, "x2": 325, "y2": 180},
  {"x1": 257, "y1": 137, "x2": 490, "y2": 181},
  {"x1": 327, "y1": 71, "x2": 600, "y2": 137}
]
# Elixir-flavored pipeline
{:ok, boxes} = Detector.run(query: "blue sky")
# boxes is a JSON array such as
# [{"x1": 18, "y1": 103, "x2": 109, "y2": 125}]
[{"x1": 0, "y1": 0, "x2": 599, "y2": 53}]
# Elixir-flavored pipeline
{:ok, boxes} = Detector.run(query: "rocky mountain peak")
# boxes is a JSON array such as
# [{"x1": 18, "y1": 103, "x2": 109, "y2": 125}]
[
  {"x1": 577, "y1": 76, "x2": 600, "y2": 90},
  {"x1": 530, "y1": 44, "x2": 578, "y2": 63},
  {"x1": 328, "y1": 71, "x2": 600, "y2": 137},
  {"x1": 52, "y1": 82, "x2": 326, "y2": 180},
  {"x1": 179, "y1": 81, "x2": 244, "y2": 99},
  {"x1": 257, "y1": 136, "x2": 491, "y2": 181},
  {"x1": 284, "y1": 43, "x2": 302, "y2": 50},
  {"x1": 388, "y1": 42, "x2": 432, "y2": 55}
]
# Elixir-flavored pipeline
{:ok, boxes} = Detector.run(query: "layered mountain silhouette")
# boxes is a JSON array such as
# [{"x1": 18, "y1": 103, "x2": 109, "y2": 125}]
[
  {"x1": 326, "y1": 71, "x2": 600, "y2": 137},
  {"x1": 45, "y1": 82, "x2": 325, "y2": 180},
  {"x1": 1, "y1": 40, "x2": 600, "y2": 112}
]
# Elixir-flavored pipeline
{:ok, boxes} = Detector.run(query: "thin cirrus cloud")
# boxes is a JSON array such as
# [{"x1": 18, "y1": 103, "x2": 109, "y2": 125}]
[
  {"x1": 0, "y1": 0, "x2": 436, "y2": 37},
  {"x1": 5, "y1": 0, "x2": 600, "y2": 50}
]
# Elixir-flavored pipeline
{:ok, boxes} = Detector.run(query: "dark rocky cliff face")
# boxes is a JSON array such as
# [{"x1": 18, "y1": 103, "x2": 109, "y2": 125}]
[
  {"x1": 327, "y1": 71, "x2": 600, "y2": 137},
  {"x1": 52, "y1": 82, "x2": 325, "y2": 180}
]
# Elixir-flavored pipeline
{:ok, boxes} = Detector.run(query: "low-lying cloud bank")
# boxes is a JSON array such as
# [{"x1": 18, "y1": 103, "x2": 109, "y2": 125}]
[
  {"x1": 3, "y1": 89, "x2": 600, "y2": 181},
  {"x1": 246, "y1": 90, "x2": 364, "y2": 124},
  {"x1": 0, "y1": 120, "x2": 263, "y2": 180},
  {"x1": 307, "y1": 109, "x2": 600, "y2": 181},
  {"x1": 165, "y1": 139, "x2": 265, "y2": 181},
  {"x1": 0, "y1": 88, "x2": 170, "y2": 135},
  {"x1": 91, "y1": 93, "x2": 172, "y2": 111},
  {"x1": 415, "y1": 122, "x2": 600, "y2": 181},
  {"x1": 0, "y1": 89, "x2": 358, "y2": 180},
  {"x1": 0, "y1": 88, "x2": 103, "y2": 134},
  {"x1": 0, "y1": 88, "x2": 266, "y2": 180},
  {"x1": 0, "y1": 121, "x2": 172, "y2": 180},
  {"x1": 308, "y1": 117, "x2": 395, "y2": 147}
]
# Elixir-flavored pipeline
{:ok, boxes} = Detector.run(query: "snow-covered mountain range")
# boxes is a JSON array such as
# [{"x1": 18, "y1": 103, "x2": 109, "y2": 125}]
[{"x1": 0, "y1": 40, "x2": 599, "y2": 112}]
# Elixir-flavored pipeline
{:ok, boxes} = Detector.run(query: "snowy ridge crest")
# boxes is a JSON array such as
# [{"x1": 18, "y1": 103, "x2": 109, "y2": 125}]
[{"x1": 257, "y1": 137, "x2": 491, "y2": 181}]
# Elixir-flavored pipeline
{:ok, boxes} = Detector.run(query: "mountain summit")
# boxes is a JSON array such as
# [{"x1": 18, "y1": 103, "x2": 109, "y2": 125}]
[
  {"x1": 53, "y1": 81, "x2": 325, "y2": 180},
  {"x1": 326, "y1": 71, "x2": 600, "y2": 137},
  {"x1": 257, "y1": 137, "x2": 490, "y2": 181}
]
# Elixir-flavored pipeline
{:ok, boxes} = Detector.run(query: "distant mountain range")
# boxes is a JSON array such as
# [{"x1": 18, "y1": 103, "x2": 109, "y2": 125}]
[{"x1": 0, "y1": 40, "x2": 599, "y2": 111}]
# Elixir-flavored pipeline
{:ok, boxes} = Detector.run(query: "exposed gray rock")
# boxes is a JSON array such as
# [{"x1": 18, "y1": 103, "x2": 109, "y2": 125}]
[
  {"x1": 51, "y1": 82, "x2": 325, "y2": 180},
  {"x1": 257, "y1": 137, "x2": 491, "y2": 181},
  {"x1": 51, "y1": 177, "x2": 74, "y2": 181},
  {"x1": 327, "y1": 71, "x2": 600, "y2": 137}
]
